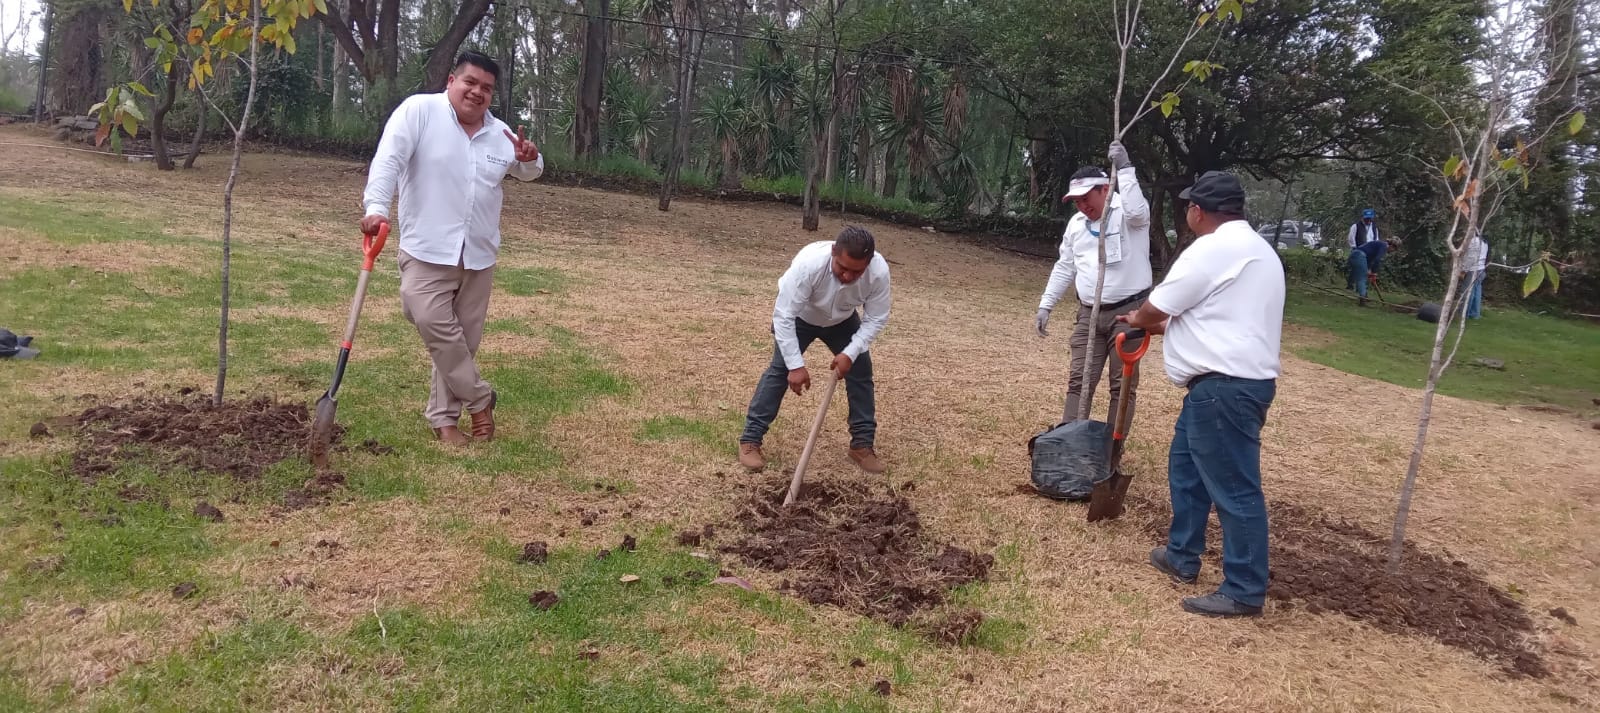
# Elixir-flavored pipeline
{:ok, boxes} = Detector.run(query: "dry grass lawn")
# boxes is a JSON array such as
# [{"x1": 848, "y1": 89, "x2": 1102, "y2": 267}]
[{"x1": 1, "y1": 125, "x2": 1597, "y2": 711}]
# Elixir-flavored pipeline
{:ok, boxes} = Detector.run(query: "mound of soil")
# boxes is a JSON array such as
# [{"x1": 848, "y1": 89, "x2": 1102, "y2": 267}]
[
  {"x1": 1267, "y1": 502, "x2": 1545, "y2": 677},
  {"x1": 1130, "y1": 494, "x2": 1543, "y2": 676},
  {"x1": 69, "y1": 393, "x2": 336, "y2": 482},
  {"x1": 719, "y1": 477, "x2": 993, "y2": 625}
]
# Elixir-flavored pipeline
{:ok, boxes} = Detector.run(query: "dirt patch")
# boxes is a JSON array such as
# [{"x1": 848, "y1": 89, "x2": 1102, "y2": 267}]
[
  {"x1": 70, "y1": 393, "x2": 322, "y2": 481},
  {"x1": 1267, "y1": 501, "x2": 1545, "y2": 677},
  {"x1": 719, "y1": 476, "x2": 994, "y2": 626},
  {"x1": 1132, "y1": 494, "x2": 1544, "y2": 676}
]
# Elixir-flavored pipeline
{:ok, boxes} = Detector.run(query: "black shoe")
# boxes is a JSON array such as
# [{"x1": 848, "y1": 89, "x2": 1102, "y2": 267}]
[
  {"x1": 1149, "y1": 547, "x2": 1197, "y2": 585},
  {"x1": 1181, "y1": 592, "x2": 1263, "y2": 618}
]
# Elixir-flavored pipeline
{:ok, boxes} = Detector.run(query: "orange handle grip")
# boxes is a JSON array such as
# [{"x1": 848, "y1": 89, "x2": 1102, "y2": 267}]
[
  {"x1": 362, "y1": 223, "x2": 389, "y2": 271},
  {"x1": 1115, "y1": 329, "x2": 1149, "y2": 377}
]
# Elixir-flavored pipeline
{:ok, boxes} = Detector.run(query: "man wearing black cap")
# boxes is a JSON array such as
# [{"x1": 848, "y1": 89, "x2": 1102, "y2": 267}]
[
  {"x1": 1120, "y1": 170, "x2": 1285, "y2": 618},
  {"x1": 1035, "y1": 141, "x2": 1153, "y2": 423}
]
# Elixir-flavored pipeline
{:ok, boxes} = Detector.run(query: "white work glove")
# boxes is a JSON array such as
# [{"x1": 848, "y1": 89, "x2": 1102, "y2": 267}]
[
  {"x1": 1036, "y1": 308, "x2": 1052, "y2": 337},
  {"x1": 1109, "y1": 141, "x2": 1132, "y2": 171}
]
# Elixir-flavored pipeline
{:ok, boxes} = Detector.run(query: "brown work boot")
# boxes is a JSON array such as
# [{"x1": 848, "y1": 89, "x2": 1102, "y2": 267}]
[
  {"x1": 433, "y1": 425, "x2": 470, "y2": 446},
  {"x1": 849, "y1": 446, "x2": 885, "y2": 474},
  {"x1": 738, "y1": 442, "x2": 766, "y2": 471},
  {"x1": 469, "y1": 390, "x2": 497, "y2": 442}
]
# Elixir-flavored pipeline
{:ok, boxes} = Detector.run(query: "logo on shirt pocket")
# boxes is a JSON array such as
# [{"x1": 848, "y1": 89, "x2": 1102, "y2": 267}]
[{"x1": 486, "y1": 154, "x2": 512, "y2": 167}]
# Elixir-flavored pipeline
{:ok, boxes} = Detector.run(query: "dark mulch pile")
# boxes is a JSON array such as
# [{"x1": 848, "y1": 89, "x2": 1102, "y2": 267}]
[
  {"x1": 719, "y1": 476, "x2": 993, "y2": 625},
  {"x1": 1129, "y1": 494, "x2": 1545, "y2": 677},
  {"x1": 70, "y1": 394, "x2": 328, "y2": 482}
]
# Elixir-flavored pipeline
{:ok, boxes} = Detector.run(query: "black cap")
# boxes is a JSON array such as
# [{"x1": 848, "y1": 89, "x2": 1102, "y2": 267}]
[{"x1": 1179, "y1": 171, "x2": 1246, "y2": 213}]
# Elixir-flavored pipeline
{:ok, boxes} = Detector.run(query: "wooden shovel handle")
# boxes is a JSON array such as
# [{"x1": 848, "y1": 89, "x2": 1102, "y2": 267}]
[{"x1": 783, "y1": 372, "x2": 839, "y2": 506}]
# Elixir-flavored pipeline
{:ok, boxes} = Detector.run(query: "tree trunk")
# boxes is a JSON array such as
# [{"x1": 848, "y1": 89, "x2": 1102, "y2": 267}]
[
  {"x1": 854, "y1": 112, "x2": 871, "y2": 188},
  {"x1": 218, "y1": 0, "x2": 265, "y2": 406},
  {"x1": 719, "y1": 137, "x2": 739, "y2": 189},
  {"x1": 881, "y1": 138, "x2": 899, "y2": 198},
  {"x1": 183, "y1": 99, "x2": 205, "y2": 169},
  {"x1": 800, "y1": 45, "x2": 824, "y2": 231},
  {"x1": 422, "y1": 0, "x2": 493, "y2": 92},
  {"x1": 151, "y1": 60, "x2": 184, "y2": 171},
  {"x1": 33, "y1": 2, "x2": 54, "y2": 121},
  {"x1": 315, "y1": 22, "x2": 325, "y2": 90},
  {"x1": 378, "y1": 0, "x2": 399, "y2": 82},
  {"x1": 823, "y1": 110, "x2": 839, "y2": 185},
  {"x1": 573, "y1": 0, "x2": 609, "y2": 160},
  {"x1": 658, "y1": 1, "x2": 703, "y2": 211},
  {"x1": 331, "y1": 41, "x2": 348, "y2": 116}
]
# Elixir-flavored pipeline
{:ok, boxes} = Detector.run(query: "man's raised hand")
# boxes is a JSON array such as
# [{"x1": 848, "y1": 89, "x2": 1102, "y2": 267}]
[{"x1": 503, "y1": 125, "x2": 540, "y2": 163}]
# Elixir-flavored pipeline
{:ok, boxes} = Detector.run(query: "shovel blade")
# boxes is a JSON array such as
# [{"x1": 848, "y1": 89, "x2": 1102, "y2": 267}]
[
  {"x1": 308, "y1": 393, "x2": 338, "y2": 469},
  {"x1": 1086, "y1": 471, "x2": 1133, "y2": 522}
]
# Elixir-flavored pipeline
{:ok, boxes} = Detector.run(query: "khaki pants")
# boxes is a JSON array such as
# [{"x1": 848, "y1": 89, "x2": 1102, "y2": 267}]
[
  {"x1": 1063, "y1": 297, "x2": 1146, "y2": 424},
  {"x1": 398, "y1": 250, "x2": 495, "y2": 428}
]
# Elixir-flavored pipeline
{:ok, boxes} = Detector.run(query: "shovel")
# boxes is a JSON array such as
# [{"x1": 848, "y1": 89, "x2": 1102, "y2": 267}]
[
  {"x1": 309, "y1": 224, "x2": 389, "y2": 469},
  {"x1": 783, "y1": 371, "x2": 839, "y2": 507},
  {"x1": 1086, "y1": 327, "x2": 1149, "y2": 522}
]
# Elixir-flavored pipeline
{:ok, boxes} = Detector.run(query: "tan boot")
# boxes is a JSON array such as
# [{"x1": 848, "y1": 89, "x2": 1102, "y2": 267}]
[
  {"x1": 433, "y1": 425, "x2": 470, "y2": 446},
  {"x1": 738, "y1": 442, "x2": 765, "y2": 471},
  {"x1": 470, "y1": 391, "x2": 497, "y2": 442},
  {"x1": 849, "y1": 446, "x2": 885, "y2": 474}
]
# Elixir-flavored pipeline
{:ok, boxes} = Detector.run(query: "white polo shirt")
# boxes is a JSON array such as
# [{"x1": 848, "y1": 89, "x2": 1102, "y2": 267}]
[
  {"x1": 772, "y1": 241, "x2": 892, "y2": 371},
  {"x1": 1148, "y1": 220, "x2": 1285, "y2": 386},
  {"x1": 362, "y1": 93, "x2": 544, "y2": 270}
]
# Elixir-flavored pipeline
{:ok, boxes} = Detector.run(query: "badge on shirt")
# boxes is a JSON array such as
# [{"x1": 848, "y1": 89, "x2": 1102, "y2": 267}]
[{"x1": 1088, "y1": 220, "x2": 1124, "y2": 265}]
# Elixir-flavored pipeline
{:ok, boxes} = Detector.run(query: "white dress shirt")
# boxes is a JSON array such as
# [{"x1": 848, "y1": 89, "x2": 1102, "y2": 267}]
[
  {"x1": 363, "y1": 93, "x2": 543, "y2": 270},
  {"x1": 1039, "y1": 166, "x2": 1154, "y2": 310},
  {"x1": 1149, "y1": 220, "x2": 1285, "y2": 386},
  {"x1": 1464, "y1": 234, "x2": 1489, "y2": 272},
  {"x1": 772, "y1": 241, "x2": 892, "y2": 371}
]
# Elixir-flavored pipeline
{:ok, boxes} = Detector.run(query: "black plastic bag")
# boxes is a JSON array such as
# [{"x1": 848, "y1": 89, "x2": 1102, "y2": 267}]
[{"x1": 1028, "y1": 420, "x2": 1113, "y2": 501}]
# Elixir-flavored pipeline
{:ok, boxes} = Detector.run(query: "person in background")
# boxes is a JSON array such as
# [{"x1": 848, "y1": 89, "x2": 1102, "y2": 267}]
[
  {"x1": 1121, "y1": 171, "x2": 1285, "y2": 618},
  {"x1": 1464, "y1": 232, "x2": 1489, "y2": 319},
  {"x1": 1348, "y1": 239, "x2": 1394, "y2": 307},
  {"x1": 1347, "y1": 208, "x2": 1380, "y2": 249}
]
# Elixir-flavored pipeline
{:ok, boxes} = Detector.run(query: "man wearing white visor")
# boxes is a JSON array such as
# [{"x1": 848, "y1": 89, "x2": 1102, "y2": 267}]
[{"x1": 1035, "y1": 142, "x2": 1154, "y2": 423}]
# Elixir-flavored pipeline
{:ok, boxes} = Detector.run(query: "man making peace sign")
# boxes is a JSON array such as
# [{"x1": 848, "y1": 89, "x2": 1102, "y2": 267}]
[{"x1": 361, "y1": 50, "x2": 544, "y2": 445}]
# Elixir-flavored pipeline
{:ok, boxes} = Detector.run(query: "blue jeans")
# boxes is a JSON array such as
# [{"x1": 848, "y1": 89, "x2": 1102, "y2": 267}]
[
  {"x1": 1347, "y1": 249, "x2": 1370, "y2": 299},
  {"x1": 1466, "y1": 271, "x2": 1485, "y2": 319},
  {"x1": 741, "y1": 314, "x2": 876, "y2": 448},
  {"x1": 1165, "y1": 375, "x2": 1276, "y2": 607}
]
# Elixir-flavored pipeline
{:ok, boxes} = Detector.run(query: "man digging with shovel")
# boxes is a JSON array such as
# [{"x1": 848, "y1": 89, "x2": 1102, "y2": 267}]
[
  {"x1": 1121, "y1": 171, "x2": 1284, "y2": 618},
  {"x1": 1036, "y1": 142, "x2": 1153, "y2": 426},
  {"x1": 359, "y1": 51, "x2": 543, "y2": 445},
  {"x1": 738, "y1": 226, "x2": 891, "y2": 475}
]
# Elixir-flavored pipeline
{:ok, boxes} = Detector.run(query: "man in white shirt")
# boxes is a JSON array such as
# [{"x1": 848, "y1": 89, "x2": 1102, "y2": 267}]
[
  {"x1": 738, "y1": 226, "x2": 892, "y2": 474},
  {"x1": 1035, "y1": 142, "x2": 1153, "y2": 423},
  {"x1": 1121, "y1": 171, "x2": 1285, "y2": 618},
  {"x1": 360, "y1": 51, "x2": 544, "y2": 445},
  {"x1": 1463, "y1": 231, "x2": 1489, "y2": 319}
]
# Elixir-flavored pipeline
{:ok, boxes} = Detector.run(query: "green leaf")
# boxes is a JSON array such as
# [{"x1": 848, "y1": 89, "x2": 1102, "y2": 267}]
[
  {"x1": 144, "y1": 37, "x2": 162, "y2": 49},
  {"x1": 1443, "y1": 155, "x2": 1461, "y2": 177},
  {"x1": 1571, "y1": 111, "x2": 1586, "y2": 136},
  {"x1": 121, "y1": 101, "x2": 145, "y2": 122},
  {"x1": 1219, "y1": 0, "x2": 1244, "y2": 22},
  {"x1": 1521, "y1": 262, "x2": 1546, "y2": 298},
  {"x1": 314, "y1": 0, "x2": 329, "y2": 13},
  {"x1": 1499, "y1": 156, "x2": 1518, "y2": 172},
  {"x1": 1184, "y1": 60, "x2": 1200, "y2": 73},
  {"x1": 1196, "y1": 11, "x2": 1212, "y2": 26},
  {"x1": 281, "y1": 32, "x2": 297, "y2": 54},
  {"x1": 1546, "y1": 263, "x2": 1560, "y2": 293},
  {"x1": 120, "y1": 114, "x2": 138, "y2": 139},
  {"x1": 128, "y1": 82, "x2": 154, "y2": 97}
]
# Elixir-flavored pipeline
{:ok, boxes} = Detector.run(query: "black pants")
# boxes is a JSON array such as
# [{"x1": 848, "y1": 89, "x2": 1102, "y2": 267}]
[{"x1": 740, "y1": 314, "x2": 876, "y2": 448}]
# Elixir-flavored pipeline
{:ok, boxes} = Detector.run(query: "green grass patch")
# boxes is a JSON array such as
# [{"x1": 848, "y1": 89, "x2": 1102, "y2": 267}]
[
  {"x1": 635, "y1": 413, "x2": 739, "y2": 453},
  {"x1": 1284, "y1": 287, "x2": 1600, "y2": 411},
  {"x1": 496, "y1": 266, "x2": 570, "y2": 297}
]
